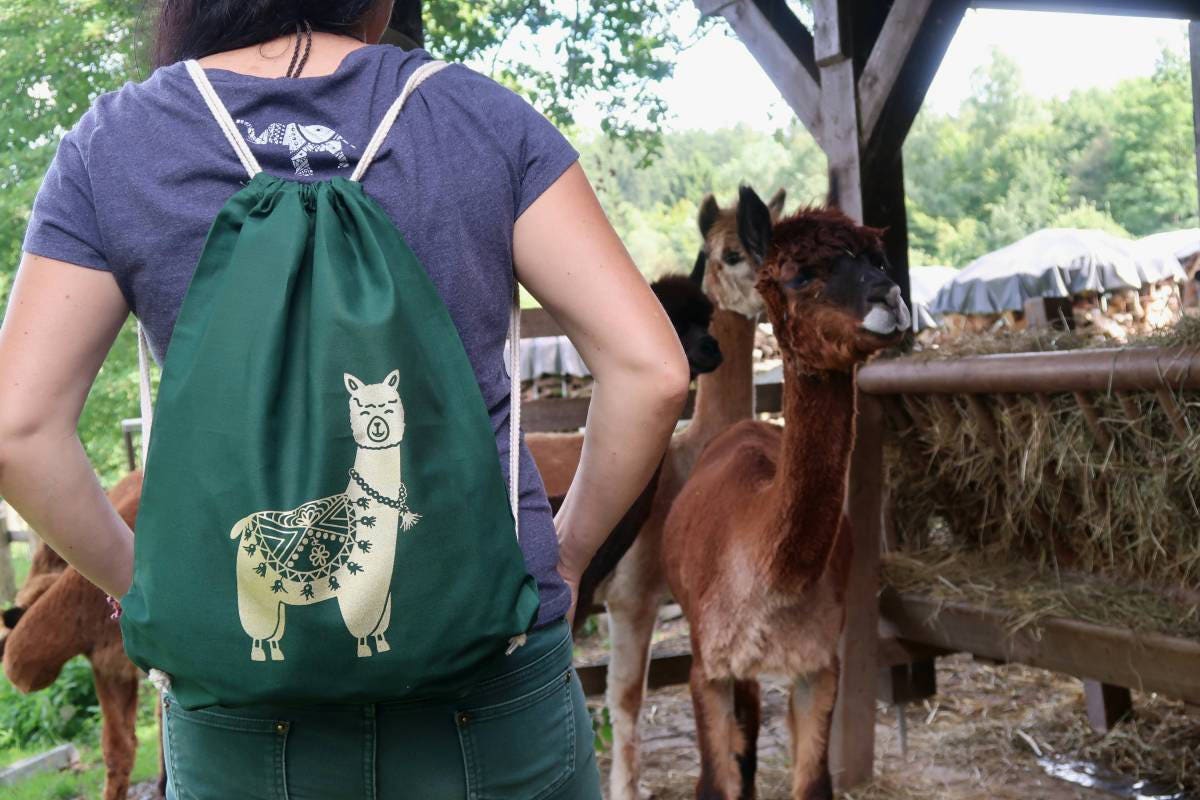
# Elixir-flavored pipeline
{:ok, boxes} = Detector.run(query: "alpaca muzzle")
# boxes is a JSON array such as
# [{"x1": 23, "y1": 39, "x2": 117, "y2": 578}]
[{"x1": 860, "y1": 286, "x2": 910, "y2": 336}]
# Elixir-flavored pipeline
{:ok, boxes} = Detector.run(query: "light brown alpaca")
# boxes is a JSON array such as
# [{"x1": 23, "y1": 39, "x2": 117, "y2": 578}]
[
  {"x1": 662, "y1": 188, "x2": 909, "y2": 800},
  {"x1": 1, "y1": 471, "x2": 163, "y2": 800},
  {"x1": 528, "y1": 188, "x2": 785, "y2": 800}
]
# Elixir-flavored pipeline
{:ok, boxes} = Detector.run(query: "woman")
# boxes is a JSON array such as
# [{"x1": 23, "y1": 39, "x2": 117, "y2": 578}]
[{"x1": 0, "y1": 2, "x2": 689, "y2": 798}]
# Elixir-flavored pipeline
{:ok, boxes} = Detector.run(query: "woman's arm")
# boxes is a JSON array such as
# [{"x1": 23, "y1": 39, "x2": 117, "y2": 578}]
[
  {"x1": 0, "y1": 254, "x2": 134, "y2": 598},
  {"x1": 513, "y1": 162, "x2": 690, "y2": 619}
]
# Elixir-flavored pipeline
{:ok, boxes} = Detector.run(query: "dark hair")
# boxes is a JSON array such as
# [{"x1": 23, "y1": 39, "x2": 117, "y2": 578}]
[{"x1": 152, "y1": 0, "x2": 381, "y2": 68}]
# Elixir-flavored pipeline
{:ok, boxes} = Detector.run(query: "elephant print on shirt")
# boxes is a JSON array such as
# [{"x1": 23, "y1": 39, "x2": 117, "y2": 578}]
[{"x1": 236, "y1": 119, "x2": 356, "y2": 177}]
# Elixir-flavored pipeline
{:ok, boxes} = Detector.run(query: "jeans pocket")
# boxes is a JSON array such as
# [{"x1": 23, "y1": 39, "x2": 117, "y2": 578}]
[
  {"x1": 456, "y1": 665, "x2": 576, "y2": 800},
  {"x1": 164, "y1": 697, "x2": 290, "y2": 800}
]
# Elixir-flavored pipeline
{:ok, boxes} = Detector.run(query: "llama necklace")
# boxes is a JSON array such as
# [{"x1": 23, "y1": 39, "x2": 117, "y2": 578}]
[{"x1": 350, "y1": 467, "x2": 408, "y2": 509}]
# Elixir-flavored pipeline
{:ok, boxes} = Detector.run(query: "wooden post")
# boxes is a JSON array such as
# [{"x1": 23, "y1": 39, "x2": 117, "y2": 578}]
[
  {"x1": 0, "y1": 504, "x2": 15, "y2": 605},
  {"x1": 832, "y1": 391, "x2": 884, "y2": 789},
  {"x1": 1084, "y1": 680, "x2": 1133, "y2": 733},
  {"x1": 1191, "y1": 21, "x2": 1199, "y2": 223}
]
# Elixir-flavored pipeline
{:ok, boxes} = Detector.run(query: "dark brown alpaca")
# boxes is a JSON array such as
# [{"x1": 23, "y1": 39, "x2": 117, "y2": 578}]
[
  {"x1": 2, "y1": 471, "x2": 163, "y2": 800},
  {"x1": 661, "y1": 188, "x2": 909, "y2": 799},
  {"x1": 528, "y1": 187, "x2": 785, "y2": 800},
  {"x1": 549, "y1": 272, "x2": 725, "y2": 626}
]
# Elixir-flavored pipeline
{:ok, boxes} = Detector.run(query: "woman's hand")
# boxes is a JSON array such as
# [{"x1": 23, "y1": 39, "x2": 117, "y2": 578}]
[
  {"x1": 0, "y1": 253, "x2": 135, "y2": 599},
  {"x1": 514, "y1": 162, "x2": 690, "y2": 612}
]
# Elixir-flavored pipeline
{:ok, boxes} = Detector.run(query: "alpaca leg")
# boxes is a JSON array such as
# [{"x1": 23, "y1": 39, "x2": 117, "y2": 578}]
[
  {"x1": 93, "y1": 668, "x2": 138, "y2": 800},
  {"x1": 787, "y1": 663, "x2": 839, "y2": 800},
  {"x1": 690, "y1": 661, "x2": 743, "y2": 800},
  {"x1": 268, "y1": 605, "x2": 286, "y2": 661},
  {"x1": 372, "y1": 595, "x2": 392, "y2": 653},
  {"x1": 605, "y1": 591, "x2": 659, "y2": 800},
  {"x1": 733, "y1": 679, "x2": 761, "y2": 800}
]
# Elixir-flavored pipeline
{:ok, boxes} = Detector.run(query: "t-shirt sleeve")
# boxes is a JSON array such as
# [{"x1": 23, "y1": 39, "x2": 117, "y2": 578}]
[
  {"x1": 22, "y1": 113, "x2": 110, "y2": 272},
  {"x1": 462, "y1": 68, "x2": 580, "y2": 221}
]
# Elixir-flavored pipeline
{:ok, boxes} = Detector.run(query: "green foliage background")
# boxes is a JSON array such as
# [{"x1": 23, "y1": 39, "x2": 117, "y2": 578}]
[{"x1": 0, "y1": 4, "x2": 1196, "y2": 486}]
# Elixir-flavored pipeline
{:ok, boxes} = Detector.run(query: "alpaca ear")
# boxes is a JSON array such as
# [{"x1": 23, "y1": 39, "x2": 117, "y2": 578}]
[
  {"x1": 767, "y1": 188, "x2": 787, "y2": 220},
  {"x1": 689, "y1": 248, "x2": 708, "y2": 287},
  {"x1": 698, "y1": 194, "x2": 720, "y2": 238},
  {"x1": 736, "y1": 185, "x2": 773, "y2": 268},
  {"x1": 384, "y1": 369, "x2": 400, "y2": 389},
  {"x1": 343, "y1": 373, "x2": 362, "y2": 394}
]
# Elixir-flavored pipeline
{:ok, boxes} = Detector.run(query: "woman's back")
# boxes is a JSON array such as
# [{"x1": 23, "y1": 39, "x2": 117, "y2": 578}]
[{"x1": 22, "y1": 44, "x2": 577, "y2": 627}]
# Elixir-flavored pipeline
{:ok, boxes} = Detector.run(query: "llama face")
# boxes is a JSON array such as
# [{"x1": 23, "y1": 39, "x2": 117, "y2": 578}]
[
  {"x1": 344, "y1": 370, "x2": 405, "y2": 448},
  {"x1": 693, "y1": 187, "x2": 786, "y2": 319},
  {"x1": 737, "y1": 187, "x2": 910, "y2": 373},
  {"x1": 650, "y1": 274, "x2": 722, "y2": 378}
]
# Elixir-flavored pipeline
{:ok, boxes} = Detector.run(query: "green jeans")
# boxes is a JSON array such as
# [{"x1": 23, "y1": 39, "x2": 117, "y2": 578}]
[{"x1": 161, "y1": 618, "x2": 600, "y2": 799}]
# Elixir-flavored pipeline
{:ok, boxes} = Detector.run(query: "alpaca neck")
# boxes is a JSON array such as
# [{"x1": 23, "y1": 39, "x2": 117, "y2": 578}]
[
  {"x1": 685, "y1": 309, "x2": 757, "y2": 444},
  {"x1": 767, "y1": 364, "x2": 857, "y2": 589},
  {"x1": 353, "y1": 445, "x2": 402, "y2": 488}
]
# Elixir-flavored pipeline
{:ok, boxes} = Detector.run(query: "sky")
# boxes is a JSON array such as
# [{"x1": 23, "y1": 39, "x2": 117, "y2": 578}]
[{"x1": 617, "y1": 7, "x2": 1192, "y2": 132}]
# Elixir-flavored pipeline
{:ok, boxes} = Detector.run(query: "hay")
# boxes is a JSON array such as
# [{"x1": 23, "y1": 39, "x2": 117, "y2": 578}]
[
  {"x1": 882, "y1": 546, "x2": 1200, "y2": 640},
  {"x1": 883, "y1": 318, "x2": 1200, "y2": 600}
]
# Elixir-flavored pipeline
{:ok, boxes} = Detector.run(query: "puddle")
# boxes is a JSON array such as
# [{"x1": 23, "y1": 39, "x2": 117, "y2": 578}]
[{"x1": 1038, "y1": 757, "x2": 1193, "y2": 800}]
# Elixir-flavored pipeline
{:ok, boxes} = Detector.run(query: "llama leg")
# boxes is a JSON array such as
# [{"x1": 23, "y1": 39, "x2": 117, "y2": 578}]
[
  {"x1": 787, "y1": 662, "x2": 839, "y2": 800},
  {"x1": 606, "y1": 591, "x2": 659, "y2": 800},
  {"x1": 93, "y1": 667, "x2": 138, "y2": 800},
  {"x1": 236, "y1": 556, "x2": 283, "y2": 661},
  {"x1": 372, "y1": 594, "x2": 392, "y2": 653},
  {"x1": 690, "y1": 660, "x2": 743, "y2": 800},
  {"x1": 733, "y1": 679, "x2": 761, "y2": 800},
  {"x1": 268, "y1": 604, "x2": 286, "y2": 661}
]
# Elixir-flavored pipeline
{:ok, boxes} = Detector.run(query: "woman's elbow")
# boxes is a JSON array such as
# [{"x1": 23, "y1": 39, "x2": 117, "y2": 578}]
[{"x1": 649, "y1": 345, "x2": 691, "y2": 414}]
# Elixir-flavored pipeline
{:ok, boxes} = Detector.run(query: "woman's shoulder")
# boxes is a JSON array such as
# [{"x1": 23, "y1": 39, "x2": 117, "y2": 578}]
[{"x1": 60, "y1": 63, "x2": 187, "y2": 156}]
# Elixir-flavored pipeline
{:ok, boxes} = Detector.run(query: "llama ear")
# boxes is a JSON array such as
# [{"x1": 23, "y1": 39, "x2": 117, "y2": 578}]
[
  {"x1": 698, "y1": 194, "x2": 720, "y2": 238},
  {"x1": 767, "y1": 188, "x2": 787, "y2": 220},
  {"x1": 689, "y1": 248, "x2": 708, "y2": 287},
  {"x1": 736, "y1": 185, "x2": 773, "y2": 268},
  {"x1": 343, "y1": 373, "x2": 362, "y2": 394},
  {"x1": 384, "y1": 369, "x2": 400, "y2": 389}
]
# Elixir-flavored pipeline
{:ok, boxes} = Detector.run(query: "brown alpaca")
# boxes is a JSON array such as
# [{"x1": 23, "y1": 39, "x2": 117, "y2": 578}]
[
  {"x1": 661, "y1": 188, "x2": 909, "y2": 800},
  {"x1": 528, "y1": 188, "x2": 785, "y2": 800},
  {"x1": 1, "y1": 471, "x2": 162, "y2": 800}
]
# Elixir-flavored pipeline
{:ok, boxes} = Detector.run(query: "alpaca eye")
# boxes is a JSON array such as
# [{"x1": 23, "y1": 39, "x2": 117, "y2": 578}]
[
  {"x1": 359, "y1": 411, "x2": 370, "y2": 416},
  {"x1": 723, "y1": 251, "x2": 744, "y2": 266},
  {"x1": 384, "y1": 409, "x2": 394, "y2": 414}
]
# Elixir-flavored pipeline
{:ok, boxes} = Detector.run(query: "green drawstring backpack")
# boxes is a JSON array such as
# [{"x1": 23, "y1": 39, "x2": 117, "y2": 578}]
[{"x1": 119, "y1": 59, "x2": 541, "y2": 710}]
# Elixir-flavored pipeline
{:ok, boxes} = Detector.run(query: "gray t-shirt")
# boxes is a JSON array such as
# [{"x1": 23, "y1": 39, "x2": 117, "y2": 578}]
[{"x1": 22, "y1": 45, "x2": 578, "y2": 627}]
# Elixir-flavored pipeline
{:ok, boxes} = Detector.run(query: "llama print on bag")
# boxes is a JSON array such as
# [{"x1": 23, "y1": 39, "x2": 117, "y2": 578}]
[
  {"x1": 235, "y1": 119, "x2": 356, "y2": 177},
  {"x1": 229, "y1": 370, "x2": 421, "y2": 662}
]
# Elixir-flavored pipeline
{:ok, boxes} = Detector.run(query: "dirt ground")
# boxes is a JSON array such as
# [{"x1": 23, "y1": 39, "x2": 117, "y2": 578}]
[{"x1": 576, "y1": 612, "x2": 1195, "y2": 800}]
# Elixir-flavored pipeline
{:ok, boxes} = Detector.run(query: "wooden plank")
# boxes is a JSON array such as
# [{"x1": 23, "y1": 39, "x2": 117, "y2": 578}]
[
  {"x1": 522, "y1": 380, "x2": 784, "y2": 432},
  {"x1": 973, "y1": 0, "x2": 1198, "y2": 18},
  {"x1": 694, "y1": 0, "x2": 826, "y2": 146},
  {"x1": 0, "y1": 744, "x2": 79, "y2": 786},
  {"x1": 821, "y1": 56, "x2": 864, "y2": 222},
  {"x1": 859, "y1": 0, "x2": 935, "y2": 143},
  {"x1": 519, "y1": 308, "x2": 565, "y2": 339},
  {"x1": 882, "y1": 592, "x2": 1200, "y2": 705},
  {"x1": 830, "y1": 392, "x2": 884, "y2": 790},
  {"x1": 574, "y1": 638, "x2": 694, "y2": 697},
  {"x1": 1084, "y1": 680, "x2": 1133, "y2": 733}
]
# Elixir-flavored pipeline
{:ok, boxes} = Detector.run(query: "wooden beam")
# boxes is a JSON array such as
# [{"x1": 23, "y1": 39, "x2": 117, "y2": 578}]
[
  {"x1": 751, "y1": 0, "x2": 820, "y2": 82},
  {"x1": 830, "y1": 392, "x2": 885, "y2": 789},
  {"x1": 882, "y1": 592, "x2": 1200, "y2": 705},
  {"x1": 695, "y1": 0, "x2": 825, "y2": 146},
  {"x1": 811, "y1": 0, "x2": 848, "y2": 64},
  {"x1": 1192, "y1": 22, "x2": 1199, "y2": 224},
  {"x1": 862, "y1": 0, "x2": 968, "y2": 160},
  {"x1": 859, "y1": 0, "x2": 935, "y2": 143},
  {"x1": 973, "y1": 0, "x2": 1198, "y2": 19}
]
